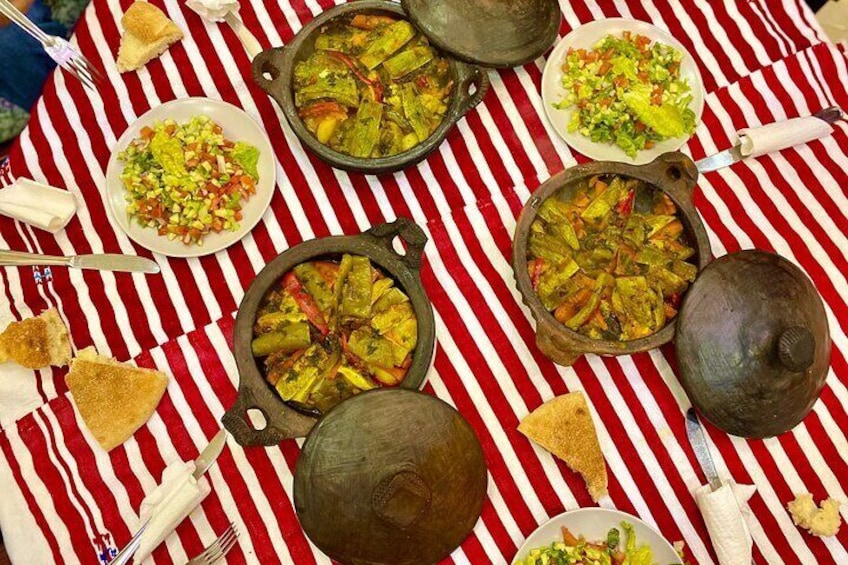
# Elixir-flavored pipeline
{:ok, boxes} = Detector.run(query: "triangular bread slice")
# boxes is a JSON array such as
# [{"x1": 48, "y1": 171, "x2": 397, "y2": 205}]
[
  {"x1": 0, "y1": 308, "x2": 71, "y2": 369},
  {"x1": 117, "y1": 1, "x2": 183, "y2": 73},
  {"x1": 66, "y1": 347, "x2": 169, "y2": 451},
  {"x1": 518, "y1": 391, "x2": 608, "y2": 501}
]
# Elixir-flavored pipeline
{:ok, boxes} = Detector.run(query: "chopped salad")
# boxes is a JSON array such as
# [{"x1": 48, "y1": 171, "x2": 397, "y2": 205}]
[
  {"x1": 555, "y1": 32, "x2": 697, "y2": 157},
  {"x1": 517, "y1": 522, "x2": 670, "y2": 565},
  {"x1": 118, "y1": 115, "x2": 260, "y2": 245}
]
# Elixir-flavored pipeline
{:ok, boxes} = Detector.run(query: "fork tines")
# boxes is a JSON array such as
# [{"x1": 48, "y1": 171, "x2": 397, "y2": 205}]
[
  {"x1": 194, "y1": 523, "x2": 239, "y2": 564},
  {"x1": 65, "y1": 55, "x2": 103, "y2": 91}
]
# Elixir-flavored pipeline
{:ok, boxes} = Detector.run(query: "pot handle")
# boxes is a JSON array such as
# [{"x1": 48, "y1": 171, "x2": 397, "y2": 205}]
[
  {"x1": 222, "y1": 384, "x2": 316, "y2": 446},
  {"x1": 455, "y1": 62, "x2": 490, "y2": 116},
  {"x1": 252, "y1": 46, "x2": 288, "y2": 96},
  {"x1": 643, "y1": 152, "x2": 700, "y2": 203},
  {"x1": 364, "y1": 217, "x2": 428, "y2": 272},
  {"x1": 535, "y1": 317, "x2": 582, "y2": 367}
]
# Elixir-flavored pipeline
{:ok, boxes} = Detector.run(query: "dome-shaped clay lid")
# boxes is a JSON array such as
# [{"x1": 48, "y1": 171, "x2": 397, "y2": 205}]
[
  {"x1": 402, "y1": 0, "x2": 561, "y2": 67},
  {"x1": 293, "y1": 388, "x2": 488, "y2": 565},
  {"x1": 675, "y1": 250, "x2": 831, "y2": 438}
]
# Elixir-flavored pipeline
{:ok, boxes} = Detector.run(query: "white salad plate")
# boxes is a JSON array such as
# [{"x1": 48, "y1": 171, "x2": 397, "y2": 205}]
[
  {"x1": 105, "y1": 97, "x2": 276, "y2": 258},
  {"x1": 541, "y1": 18, "x2": 706, "y2": 165},
  {"x1": 512, "y1": 508, "x2": 681, "y2": 564}
]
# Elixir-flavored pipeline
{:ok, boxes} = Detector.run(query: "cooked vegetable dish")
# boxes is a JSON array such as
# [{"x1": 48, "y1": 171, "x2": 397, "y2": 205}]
[
  {"x1": 118, "y1": 116, "x2": 260, "y2": 245},
  {"x1": 252, "y1": 255, "x2": 418, "y2": 415},
  {"x1": 528, "y1": 174, "x2": 697, "y2": 341},
  {"x1": 555, "y1": 32, "x2": 697, "y2": 157},
  {"x1": 516, "y1": 523, "x2": 669, "y2": 565},
  {"x1": 293, "y1": 13, "x2": 454, "y2": 158}
]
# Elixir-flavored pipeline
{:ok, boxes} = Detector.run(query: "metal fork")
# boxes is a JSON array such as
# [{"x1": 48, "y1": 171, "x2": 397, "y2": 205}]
[
  {"x1": 0, "y1": 0, "x2": 102, "y2": 90},
  {"x1": 186, "y1": 523, "x2": 240, "y2": 565}
]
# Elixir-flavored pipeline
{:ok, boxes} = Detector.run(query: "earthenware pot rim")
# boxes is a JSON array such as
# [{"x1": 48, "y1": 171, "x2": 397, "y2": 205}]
[
  {"x1": 223, "y1": 218, "x2": 437, "y2": 446},
  {"x1": 512, "y1": 152, "x2": 713, "y2": 362},
  {"x1": 251, "y1": 0, "x2": 490, "y2": 174}
]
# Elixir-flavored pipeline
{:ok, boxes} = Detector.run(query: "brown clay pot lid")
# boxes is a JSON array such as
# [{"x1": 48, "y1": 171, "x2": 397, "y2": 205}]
[
  {"x1": 675, "y1": 250, "x2": 831, "y2": 438},
  {"x1": 293, "y1": 388, "x2": 488, "y2": 565},
  {"x1": 402, "y1": 0, "x2": 561, "y2": 67}
]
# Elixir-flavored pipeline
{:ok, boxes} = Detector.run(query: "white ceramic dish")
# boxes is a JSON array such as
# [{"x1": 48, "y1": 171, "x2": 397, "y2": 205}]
[
  {"x1": 512, "y1": 508, "x2": 681, "y2": 564},
  {"x1": 105, "y1": 97, "x2": 276, "y2": 258},
  {"x1": 541, "y1": 18, "x2": 705, "y2": 165}
]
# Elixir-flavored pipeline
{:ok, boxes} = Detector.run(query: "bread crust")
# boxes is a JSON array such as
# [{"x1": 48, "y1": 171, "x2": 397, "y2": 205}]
[
  {"x1": 117, "y1": 1, "x2": 183, "y2": 73},
  {"x1": 518, "y1": 391, "x2": 608, "y2": 502},
  {"x1": 0, "y1": 308, "x2": 72, "y2": 369},
  {"x1": 66, "y1": 347, "x2": 169, "y2": 451}
]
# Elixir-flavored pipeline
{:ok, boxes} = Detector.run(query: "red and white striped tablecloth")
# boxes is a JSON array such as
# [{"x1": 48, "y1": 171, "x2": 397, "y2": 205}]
[{"x1": 1, "y1": 0, "x2": 847, "y2": 563}]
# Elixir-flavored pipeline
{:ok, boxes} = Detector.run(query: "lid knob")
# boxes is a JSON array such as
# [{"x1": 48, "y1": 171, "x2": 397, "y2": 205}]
[
  {"x1": 778, "y1": 326, "x2": 815, "y2": 372},
  {"x1": 372, "y1": 469, "x2": 432, "y2": 529}
]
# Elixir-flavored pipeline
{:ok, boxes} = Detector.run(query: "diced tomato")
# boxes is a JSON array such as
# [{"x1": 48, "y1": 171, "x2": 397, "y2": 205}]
[
  {"x1": 283, "y1": 272, "x2": 330, "y2": 336},
  {"x1": 601, "y1": 47, "x2": 615, "y2": 60},
  {"x1": 234, "y1": 211, "x2": 243, "y2": 221},
  {"x1": 165, "y1": 124, "x2": 176, "y2": 135},
  {"x1": 561, "y1": 527, "x2": 580, "y2": 546},
  {"x1": 644, "y1": 140, "x2": 655, "y2": 149},
  {"x1": 634, "y1": 121, "x2": 647, "y2": 133},
  {"x1": 612, "y1": 551, "x2": 626, "y2": 565},
  {"x1": 651, "y1": 85, "x2": 664, "y2": 105},
  {"x1": 188, "y1": 228, "x2": 202, "y2": 241},
  {"x1": 635, "y1": 34, "x2": 651, "y2": 49},
  {"x1": 637, "y1": 71, "x2": 650, "y2": 82},
  {"x1": 140, "y1": 126, "x2": 155, "y2": 140},
  {"x1": 613, "y1": 76, "x2": 629, "y2": 88},
  {"x1": 598, "y1": 61, "x2": 613, "y2": 75}
]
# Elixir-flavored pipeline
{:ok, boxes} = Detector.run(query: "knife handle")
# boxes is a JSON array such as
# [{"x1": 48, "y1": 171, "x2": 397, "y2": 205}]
[{"x1": 0, "y1": 250, "x2": 72, "y2": 267}]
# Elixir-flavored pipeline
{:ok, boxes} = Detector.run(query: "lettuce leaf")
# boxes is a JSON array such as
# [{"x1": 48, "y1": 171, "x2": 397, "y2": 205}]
[
  {"x1": 622, "y1": 83, "x2": 688, "y2": 138},
  {"x1": 232, "y1": 142, "x2": 260, "y2": 180}
]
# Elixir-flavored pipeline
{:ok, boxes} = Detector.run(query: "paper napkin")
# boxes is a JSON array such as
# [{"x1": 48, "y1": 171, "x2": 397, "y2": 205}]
[
  {"x1": 134, "y1": 460, "x2": 211, "y2": 563},
  {"x1": 738, "y1": 116, "x2": 834, "y2": 159},
  {"x1": 695, "y1": 479, "x2": 757, "y2": 565},
  {"x1": 0, "y1": 178, "x2": 76, "y2": 233}
]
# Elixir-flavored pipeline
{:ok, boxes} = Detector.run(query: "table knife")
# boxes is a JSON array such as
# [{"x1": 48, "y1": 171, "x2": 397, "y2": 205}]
[
  {"x1": 696, "y1": 105, "x2": 844, "y2": 173},
  {"x1": 685, "y1": 408, "x2": 722, "y2": 492},
  {"x1": 0, "y1": 250, "x2": 160, "y2": 274},
  {"x1": 193, "y1": 429, "x2": 228, "y2": 480}
]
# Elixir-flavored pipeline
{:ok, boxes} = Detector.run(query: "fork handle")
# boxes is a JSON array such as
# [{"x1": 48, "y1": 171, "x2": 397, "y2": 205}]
[{"x1": 0, "y1": 0, "x2": 51, "y2": 44}]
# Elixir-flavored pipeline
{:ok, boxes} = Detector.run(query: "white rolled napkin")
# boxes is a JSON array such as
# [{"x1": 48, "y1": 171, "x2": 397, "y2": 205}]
[
  {"x1": 738, "y1": 116, "x2": 834, "y2": 159},
  {"x1": 186, "y1": 0, "x2": 262, "y2": 58},
  {"x1": 0, "y1": 178, "x2": 77, "y2": 233},
  {"x1": 185, "y1": 0, "x2": 239, "y2": 22},
  {"x1": 134, "y1": 460, "x2": 211, "y2": 563},
  {"x1": 695, "y1": 480, "x2": 757, "y2": 565}
]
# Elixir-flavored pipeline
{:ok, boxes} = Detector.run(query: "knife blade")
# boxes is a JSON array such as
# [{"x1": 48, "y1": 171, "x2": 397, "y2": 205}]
[
  {"x1": 695, "y1": 106, "x2": 844, "y2": 174},
  {"x1": 686, "y1": 408, "x2": 722, "y2": 492},
  {"x1": 70, "y1": 254, "x2": 160, "y2": 274},
  {"x1": 193, "y1": 429, "x2": 228, "y2": 480}
]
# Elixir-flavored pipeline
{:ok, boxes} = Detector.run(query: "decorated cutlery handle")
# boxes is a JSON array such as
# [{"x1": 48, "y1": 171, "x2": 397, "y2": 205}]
[
  {"x1": 738, "y1": 106, "x2": 843, "y2": 159},
  {"x1": 0, "y1": 250, "x2": 72, "y2": 267}
]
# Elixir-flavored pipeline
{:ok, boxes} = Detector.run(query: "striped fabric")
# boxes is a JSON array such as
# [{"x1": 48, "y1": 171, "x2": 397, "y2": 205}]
[{"x1": 0, "y1": 1, "x2": 846, "y2": 564}]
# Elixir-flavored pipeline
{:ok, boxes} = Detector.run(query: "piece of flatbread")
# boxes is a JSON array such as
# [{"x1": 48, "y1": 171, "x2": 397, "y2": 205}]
[
  {"x1": 66, "y1": 347, "x2": 169, "y2": 451},
  {"x1": 0, "y1": 308, "x2": 72, "y2": 369},
  {"x1": 117, "y1": 1, "x2": 183, "y2": 73},
  {"x1": 518, "y1": 391, "x2": 608, "y2": 502}
]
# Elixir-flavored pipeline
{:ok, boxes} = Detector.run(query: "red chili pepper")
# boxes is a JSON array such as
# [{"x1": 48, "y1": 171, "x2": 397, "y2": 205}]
[
  {"x1": 615, "y1": 189, "x2": 635, "y2": 218},
  {"x1": 531, "y1": 258, "x2": 544, "y2": 291},
  {"x1": 282, "y1": 272, "x2": 329, "y2": 336},
  {"x1": 340, "y1": 333, "x2": 360, "y2": 365},
  {"x1": 327, "y1": 50, "x2": 384, "y2": 102}
]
